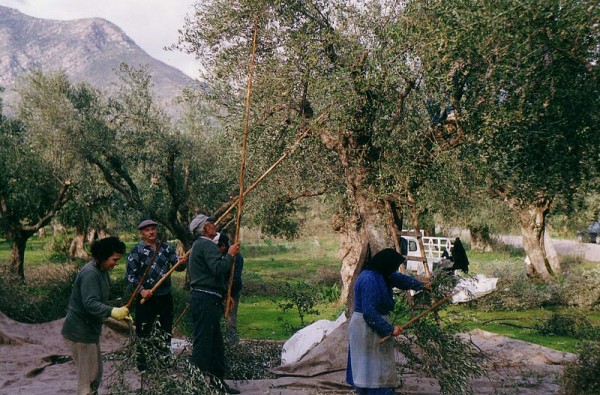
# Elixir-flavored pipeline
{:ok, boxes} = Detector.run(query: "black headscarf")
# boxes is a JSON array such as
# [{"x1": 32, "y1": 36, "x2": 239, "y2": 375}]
[
  {"x1": 451, "y1": 238, "x2": 469, "y2": 273},
  {"x1": 362, "y1": 248, "x2": 406, "y2": 277}
]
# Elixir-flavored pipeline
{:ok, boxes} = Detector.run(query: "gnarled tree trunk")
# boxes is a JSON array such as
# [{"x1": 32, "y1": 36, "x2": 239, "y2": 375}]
[
  {"x1": 518, "y1": 199, "x2": 560, "y2": 282},
  {"x1": 69, "y1": 229, "x2": 89, "y2": 260},
  {"x1": 337, "y1": 169, "x2": 390, "y2": 309},
  {"x1": 469, "y1": 225, "x2": 493, "y2": 252},
  {"x1": 10, "y1": 230, "x2": 35, "y2": 282}
]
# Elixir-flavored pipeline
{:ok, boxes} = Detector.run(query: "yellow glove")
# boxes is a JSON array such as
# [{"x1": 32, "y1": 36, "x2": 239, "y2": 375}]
[{"x1": 111, "y1": 306, "x2": 130, "y2": 321}]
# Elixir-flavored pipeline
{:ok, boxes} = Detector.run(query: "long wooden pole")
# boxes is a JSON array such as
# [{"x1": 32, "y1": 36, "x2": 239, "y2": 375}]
[
  {"x1": 173, "y1": 303, "x2": 190, "y2": 329},
  {"x1": 214, "y1": 107, "x2": 332, "y2": 226},
  {"x1": 125, "y1": 236, "x2": 164, "y2": 309},
  {"x1": 379, "y1": 291, "x2": 457, "y2": 344},
  {"x1": 149, "y1": 109, "x2": 332, "y2": 311},
  {"x1": 225, "y1": 18, "x2": 259, "y2": 318},
  {"x1": 140, "y1": 257, "x2": 186, "y2": 305}
]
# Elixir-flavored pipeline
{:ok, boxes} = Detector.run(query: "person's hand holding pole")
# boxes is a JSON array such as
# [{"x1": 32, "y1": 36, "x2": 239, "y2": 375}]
[
  {"x1": 140, "y1": 256, "x2": 187, "y2": 305},
  {"x1": 228, "y1": 242, "x2": 240, "y2": 257}
]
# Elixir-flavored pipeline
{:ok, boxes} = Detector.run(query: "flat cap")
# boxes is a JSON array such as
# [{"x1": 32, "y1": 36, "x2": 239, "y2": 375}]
[
  {"x1": 189, "y1": 214, "x2": 215, "y2": 234},
  {"x1": 137, "y1": 219, "x2": 158, "y2": 230}
]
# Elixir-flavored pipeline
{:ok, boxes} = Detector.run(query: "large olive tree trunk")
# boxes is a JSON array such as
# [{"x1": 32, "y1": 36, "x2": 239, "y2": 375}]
[
  {"x1": 9, "y1": 230, "x2": 35, "y2": 281},
  {"x1": 320, "y1": 132, "x2": 390, "y2": 308},
  {"x1": 517, "y1": 198, "x2": 560, "y2": 282},
  {"x1": 469, "y1": 225, "x2": 493, "y2": 252},
  {"x1": 336, "y1": 173, "x2": 389, "y2": 308},
  {"x1": 69, "y1": 229, "x2": 90, "y2": 260}
]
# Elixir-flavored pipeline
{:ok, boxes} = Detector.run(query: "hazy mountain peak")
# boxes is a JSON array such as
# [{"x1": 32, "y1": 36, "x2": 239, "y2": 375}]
[{"x1": 0, "y1": 5, "x2": 194, "y2": 116}]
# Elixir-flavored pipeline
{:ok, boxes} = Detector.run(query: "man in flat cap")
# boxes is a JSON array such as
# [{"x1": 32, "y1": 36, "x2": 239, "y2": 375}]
[
  {"x1": 188, "y1": 214, "x2": 240, "y2": 394},
  {"x1": 126, "y1": 219, "x2": 187, "y2": 371}
]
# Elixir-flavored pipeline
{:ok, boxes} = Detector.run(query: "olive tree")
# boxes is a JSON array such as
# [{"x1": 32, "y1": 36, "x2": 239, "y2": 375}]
[
  {"x1": 176, "y1": 0, "x2": 473, "y2": 303},
  {"x1": 0, "y1": 103, "x2": 72, "y2": 280},
  {"x1": 16, "y1": 67, "x2": 238, "y2": 250},
  {"x1": 401, "y1": 0, "x2": 600, "y2": 281}
]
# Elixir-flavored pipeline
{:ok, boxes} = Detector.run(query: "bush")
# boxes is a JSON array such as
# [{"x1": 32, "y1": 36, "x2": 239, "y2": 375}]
[
  {"x1": 242, "y1": 272, "x2": 280, "y2": 297},
  {"x1": 560, "y1": 268, "x2": 600, "y2": 310},
  {"x1": 274, "y1": 281, "x2": 322, "y2": 334},
  {"x1": 44, "y1": 233, "x2": 72, "y2": 263},
  {"x1": 0, "y1": 264, "x2": 77, "y2": 322},
  {"x1": 562, "y1": 341, "x2": 600, "y2": 394},
  {"x1": 473, "y1": 265, "x2": 563, "y2": 311},
  {"x1": 534, "y1": 313, "x2": 599, "y2": 340}
]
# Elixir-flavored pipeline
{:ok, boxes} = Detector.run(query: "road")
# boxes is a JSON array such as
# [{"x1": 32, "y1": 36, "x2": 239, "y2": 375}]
[{"x1": 495, "y1": 235, "x2": 600, "y2": 262}]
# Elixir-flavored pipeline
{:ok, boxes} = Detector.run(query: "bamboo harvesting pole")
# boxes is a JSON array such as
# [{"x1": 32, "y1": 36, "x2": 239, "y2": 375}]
[
  {"x1": 225, "y1": 18, "x2": 258, "y2": 318},
  {"x1": 214, "y1": 107, "x2": 332, "y2": 226}
]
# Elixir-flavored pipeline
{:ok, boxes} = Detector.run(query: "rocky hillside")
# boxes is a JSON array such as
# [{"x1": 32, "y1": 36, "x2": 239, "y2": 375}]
[{"x1": 0, "y1": 6, "x2": 194, "y2": 116}]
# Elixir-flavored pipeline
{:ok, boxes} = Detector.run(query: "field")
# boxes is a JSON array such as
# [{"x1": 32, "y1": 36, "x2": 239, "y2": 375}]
[{"x1": 0, "y1": 232, "x2": 599, "y2": 352}]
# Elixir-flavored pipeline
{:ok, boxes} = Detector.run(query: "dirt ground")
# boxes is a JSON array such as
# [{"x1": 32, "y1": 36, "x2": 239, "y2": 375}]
[{"x1": 1, "y1": 312, "x2": 576, "y2": 395}]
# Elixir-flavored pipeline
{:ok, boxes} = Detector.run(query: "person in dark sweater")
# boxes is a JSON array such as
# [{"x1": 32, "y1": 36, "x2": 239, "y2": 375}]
[
  {"x1": 346, "y1": 248, "x2": 423, "y2": 395},
  {"x1": 61, "y1": 236, "x2": 129, "y2": 395},
  {"x1": 188, "y1": 214, "x2": 240, "y2": 394}
]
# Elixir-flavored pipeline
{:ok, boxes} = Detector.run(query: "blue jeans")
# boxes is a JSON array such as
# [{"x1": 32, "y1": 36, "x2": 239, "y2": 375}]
[{"x1": 189, "y1": 290, "x2": 225, "y2": 378}]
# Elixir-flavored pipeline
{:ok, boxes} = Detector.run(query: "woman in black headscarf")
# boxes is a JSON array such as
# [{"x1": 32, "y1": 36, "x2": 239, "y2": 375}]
[{"x1": 346, "y1": 248, "x2": 423, "y2": 394}]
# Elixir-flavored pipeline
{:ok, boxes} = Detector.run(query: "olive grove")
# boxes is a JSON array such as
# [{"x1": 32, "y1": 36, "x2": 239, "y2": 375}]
[{"x1": 176, "y1": 0, "x2": 599, "y2": 293}]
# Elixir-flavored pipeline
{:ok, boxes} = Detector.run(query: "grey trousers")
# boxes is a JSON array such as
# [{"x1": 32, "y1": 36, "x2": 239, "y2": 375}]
[{"x1": 64, "y1": 338, "x2": 103, "y2": 395}]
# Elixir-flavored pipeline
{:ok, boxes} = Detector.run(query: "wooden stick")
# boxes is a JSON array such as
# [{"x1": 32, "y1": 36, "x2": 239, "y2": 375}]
[
  {"x1": 145, "y1": 110, "x2": 332, "y2": 303},
  {"x1": 379, "y1": 291, "x2": 457, "y2": 344},
  {"x1": 214, "y1": 107, "x2": 332, "y2": 226},
  {"x1": 226, "y1": 18, "x2": 258, "y2": 318},
  {"x1": 173, "y1": 303, "x2": 190, "y2": 329},
  {"x1": 140, "y1": 256, "x2": 186, "y2": 305},
  {"x1": 124, "y1": 236, "x2": 164, "y2": 309}
]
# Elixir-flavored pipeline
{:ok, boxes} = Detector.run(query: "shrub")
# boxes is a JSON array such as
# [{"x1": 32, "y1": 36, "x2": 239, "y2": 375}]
[
  {"x1": 473, "y1": 264, "x2": 563, "y2": 311},
  {"x1": 242, "y1": 272, "x2": 280, "y2": 297},
  {"x1": 534, "y1": 313, "x2": 599, "y2": 340},
  {"x1": 44, "y1": 233, "x2": 72, "y2": 263},
  {"x1": 0, "y1": 264, "x2": 77, "y2": 322},
  {"x1": 560, "y1": 268, "x2": 600, "y2": 310},
  {"x1": 562, "y1": 341, "x2": 600, "y2": 394},
  {"x1": 274, "y1": 281, "x2": 322, "y2": 334}
]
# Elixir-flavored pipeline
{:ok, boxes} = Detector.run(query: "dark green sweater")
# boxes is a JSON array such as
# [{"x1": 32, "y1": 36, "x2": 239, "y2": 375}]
[
  {"x1": 188, "y1": 237, "x2": 233, "y2": 295},
  {"x1": 61, "y1": 261, "x2": 113, "y2": 343}
]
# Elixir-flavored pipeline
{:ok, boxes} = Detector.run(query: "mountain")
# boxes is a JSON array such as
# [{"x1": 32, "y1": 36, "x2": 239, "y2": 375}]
[{"x1": 0, "y1": 6, "x2": 195, "y2": 116}]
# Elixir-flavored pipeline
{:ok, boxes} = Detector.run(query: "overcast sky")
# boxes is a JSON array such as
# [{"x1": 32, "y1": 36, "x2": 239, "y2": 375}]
[{"x1": 0, "y1": 0, "x2": 201, "y2": 79}]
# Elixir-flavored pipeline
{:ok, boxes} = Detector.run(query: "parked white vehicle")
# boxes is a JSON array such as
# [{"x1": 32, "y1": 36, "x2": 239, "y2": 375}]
[{"x1": 402, "y1": 231, "x2": 454, "y2": 275}]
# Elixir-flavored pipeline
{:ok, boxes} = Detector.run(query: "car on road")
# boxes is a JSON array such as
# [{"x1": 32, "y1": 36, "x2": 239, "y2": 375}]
[{"x1": 576, "y1": 221, "x2": 600, "y2": 244}]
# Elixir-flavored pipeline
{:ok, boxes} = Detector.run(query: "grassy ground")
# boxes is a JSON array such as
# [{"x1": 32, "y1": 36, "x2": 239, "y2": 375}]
[{"x1": 1, "y1": 233, "x2": 598, "y2": 351}]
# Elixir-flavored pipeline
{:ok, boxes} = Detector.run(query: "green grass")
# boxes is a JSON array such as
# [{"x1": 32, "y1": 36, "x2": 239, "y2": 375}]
[{"x1": 235, "y1": 296, "x2": 342, "y2": 340}]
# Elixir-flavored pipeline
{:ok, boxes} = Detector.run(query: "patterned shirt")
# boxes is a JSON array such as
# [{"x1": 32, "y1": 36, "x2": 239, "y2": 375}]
[{"x1": 126, "y1": 241, "x2": 180, "y2": 296}]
